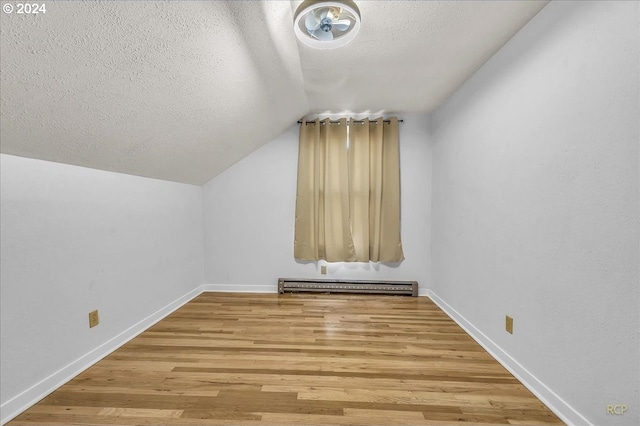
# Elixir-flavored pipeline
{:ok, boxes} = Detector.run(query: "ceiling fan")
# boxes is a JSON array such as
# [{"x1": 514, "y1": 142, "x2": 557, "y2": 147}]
[{"x1": 293, "y1": 1, "x2": 361, "y2": 49}]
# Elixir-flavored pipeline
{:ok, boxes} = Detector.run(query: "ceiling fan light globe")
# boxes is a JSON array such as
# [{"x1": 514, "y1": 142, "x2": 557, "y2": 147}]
[{"x1": 293, "y1": 0, "x2": 361, "y2": 49}]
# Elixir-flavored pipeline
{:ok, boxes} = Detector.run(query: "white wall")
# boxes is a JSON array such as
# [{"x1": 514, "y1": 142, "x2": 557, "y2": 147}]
[
  {"x1": 430, "y1": 2, "x2": 639, "y2": 425},
  {"x1": 0, "y1": 154, "x2": 204, "y2": 421},
  {"x1": 203, "y1": 114, "x2": 431, "y2": 292}
]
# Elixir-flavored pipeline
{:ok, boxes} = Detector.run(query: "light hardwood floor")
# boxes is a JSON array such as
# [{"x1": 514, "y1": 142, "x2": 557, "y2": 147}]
[{"x1": 8, "y1": 292, "x2": 564, "y2": 425}]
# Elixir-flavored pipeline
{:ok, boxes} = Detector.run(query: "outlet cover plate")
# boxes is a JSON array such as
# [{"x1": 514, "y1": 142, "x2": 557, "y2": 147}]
[
  {"x1": 89, "y1": 310, "x2": 100, "y2": 328},
  {"x1": 505, "y1": 315, "x2": 513, "y2": 334}
]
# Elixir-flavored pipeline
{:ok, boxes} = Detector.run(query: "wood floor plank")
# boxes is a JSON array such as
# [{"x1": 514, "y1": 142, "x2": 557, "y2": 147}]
[
  {"x1": 7, "y1": 293, "x2": 564, "y2": 425},
  {"x1": 97, "y1": 408, "x2": 184, "y2": 418}
]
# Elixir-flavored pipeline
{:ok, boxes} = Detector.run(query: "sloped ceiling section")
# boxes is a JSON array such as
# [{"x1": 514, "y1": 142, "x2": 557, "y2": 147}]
[
  {"x1": 0, "y1": 1, "x2": 308, "y2": 184},
  {"x1": 0, "y1": 1, "x2": 547, "y2": 185}
]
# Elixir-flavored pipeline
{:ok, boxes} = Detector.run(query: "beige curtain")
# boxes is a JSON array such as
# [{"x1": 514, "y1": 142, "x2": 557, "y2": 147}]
[
  {"x1": 349, "y1": 117, "x2": 404, "y2": 262},
  {"x1": 294, "y1": 118, "x2": 356, "y2": 262},
  {"x1": 294, "y1": 117, "x2": 404, "y2": 263}
]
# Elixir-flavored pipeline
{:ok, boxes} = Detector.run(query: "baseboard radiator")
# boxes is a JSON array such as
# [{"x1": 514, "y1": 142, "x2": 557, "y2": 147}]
[{"x1": 278, "y1": 278, "x2": 418, "y2": 296}]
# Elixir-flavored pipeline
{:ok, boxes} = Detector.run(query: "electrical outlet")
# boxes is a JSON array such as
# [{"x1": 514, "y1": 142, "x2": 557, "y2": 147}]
[
  {"x1": 505, "y1": 315, "x2": 513, "y2": 334},
  {"x1": 321, "y1": 265, "x2": 327, "y2": 275},
  {"x1": 89, "y1": 310, "x2": 100, "y2": 328}
]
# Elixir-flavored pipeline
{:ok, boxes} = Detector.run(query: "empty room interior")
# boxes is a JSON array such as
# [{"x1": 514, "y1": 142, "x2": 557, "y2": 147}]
[{"x1": 0, "y1": 1, "x2": 638, "y2": 425}]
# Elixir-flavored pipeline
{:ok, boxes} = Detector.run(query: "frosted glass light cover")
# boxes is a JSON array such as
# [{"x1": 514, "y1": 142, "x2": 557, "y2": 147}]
[{"x1": 294, "y1": 1, "x2": 361, "y2": 49}]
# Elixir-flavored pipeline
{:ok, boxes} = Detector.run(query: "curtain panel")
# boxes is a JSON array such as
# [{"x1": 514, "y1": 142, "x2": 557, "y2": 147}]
[{"x1": 294, "y1": 117, "x2": 404, "y2": 263}]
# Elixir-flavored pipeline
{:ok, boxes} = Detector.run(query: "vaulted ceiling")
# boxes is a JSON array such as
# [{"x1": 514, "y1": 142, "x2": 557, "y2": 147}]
[{"x1": 0, "y1": 0, "x2": 548, "y2": 184}]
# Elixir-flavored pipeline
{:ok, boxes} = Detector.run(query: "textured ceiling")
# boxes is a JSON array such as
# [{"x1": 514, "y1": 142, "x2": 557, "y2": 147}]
[{"x1": 0, "y1": 0, "x2": 548, "y2": 185}]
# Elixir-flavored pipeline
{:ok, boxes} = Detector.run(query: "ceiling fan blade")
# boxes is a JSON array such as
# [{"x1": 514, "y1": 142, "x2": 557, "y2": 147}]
[
  {"x1": 332, "y1": 19, "x2": 351, "y2": 32},
  {"x1": 304, "y1": 10, "x2": 320, "y2": 32},
  {"x1": 311, "y1": 29, "x2": 334, "y2": 41}
]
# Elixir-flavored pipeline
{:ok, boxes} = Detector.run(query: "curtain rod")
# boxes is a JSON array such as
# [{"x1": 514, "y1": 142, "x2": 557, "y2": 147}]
[{"x1": 297, "y1": 119, "x2": 403, "y2": 125}]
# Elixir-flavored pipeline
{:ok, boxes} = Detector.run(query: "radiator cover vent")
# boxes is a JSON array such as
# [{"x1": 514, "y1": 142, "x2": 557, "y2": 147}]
[{"x1": 278, "y1": 278, "x2": 418, "y2": 296}]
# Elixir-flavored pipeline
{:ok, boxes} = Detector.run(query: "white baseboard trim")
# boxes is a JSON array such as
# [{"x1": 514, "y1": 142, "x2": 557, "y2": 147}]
[
  {"x1": 425, "y1": 289, "x2": 590, "y2": 426},
  {"x1": 201, "y1": 283, "x2": 277, "y2": 293},
  {"x1": 0, "y1": 286, "x2": 203, "y2": 425}
]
